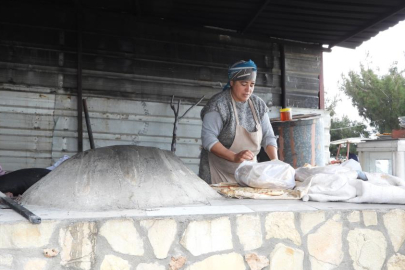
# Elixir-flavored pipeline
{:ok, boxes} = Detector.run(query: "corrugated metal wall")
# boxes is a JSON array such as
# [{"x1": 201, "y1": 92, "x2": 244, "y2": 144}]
[{"x1": 0, "y1": 3, "x2": 323, "y2": 172}]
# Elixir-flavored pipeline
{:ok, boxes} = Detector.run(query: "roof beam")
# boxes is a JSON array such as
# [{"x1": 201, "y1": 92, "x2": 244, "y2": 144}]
[
  {"x1": 329, "y1": 3, "x2": 405, "y2": 48},
  {"x1": 242, "y1": 0, "x2": 272, "y2": 34}
]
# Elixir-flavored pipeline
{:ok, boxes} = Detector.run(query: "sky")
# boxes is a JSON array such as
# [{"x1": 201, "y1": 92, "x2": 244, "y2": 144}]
[{"x1": 323, "y1": 20, "x2": 405, "y2": 123}]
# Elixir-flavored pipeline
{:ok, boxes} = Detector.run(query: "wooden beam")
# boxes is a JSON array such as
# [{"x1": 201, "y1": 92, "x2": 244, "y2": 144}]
[
  {"x1": 319, "y1": 51, "x2": 324, "y2": 109},
  {"x1": 76, "y1": 0, "x2": 83, "y2": 153},
  {"x1": 280, "y1": 43, "x2": 286, "y2": 108},
  {"x1": 242, "y1": 0, "x2": 272, "y2": 34},
  {"x1": 329, "y1": 3, "x2": 405, "y2": 48}
]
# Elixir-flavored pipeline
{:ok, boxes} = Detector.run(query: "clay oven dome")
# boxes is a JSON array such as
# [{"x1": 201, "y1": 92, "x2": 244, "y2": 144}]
[{"x1": 21, "y1": 145, "x2": 221, "y2": 210}]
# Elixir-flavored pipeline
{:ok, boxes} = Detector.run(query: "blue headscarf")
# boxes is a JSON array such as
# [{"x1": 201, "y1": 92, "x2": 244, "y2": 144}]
[{"x1": 223, "y1": 59, "x2": 257, "y2": 90}]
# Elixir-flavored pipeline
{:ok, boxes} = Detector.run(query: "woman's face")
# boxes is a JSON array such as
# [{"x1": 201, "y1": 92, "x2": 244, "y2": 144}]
[{"x1": 230, "y1": 80, "x2": 255, "y2": 102}]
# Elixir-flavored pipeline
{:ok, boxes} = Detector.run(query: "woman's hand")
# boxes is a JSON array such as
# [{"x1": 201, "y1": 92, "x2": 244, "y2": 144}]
[
  {"x1": 233, "y1": 150, "x2": 254, "y2": 163},
  {"x1": 210, "y1": 143, "x2": 255, "y2": 163}
]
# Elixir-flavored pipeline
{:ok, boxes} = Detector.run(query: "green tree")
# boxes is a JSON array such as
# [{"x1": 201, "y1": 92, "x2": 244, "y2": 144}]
[
  {"x1": 329, "y1": 115, "x2": 370, "y2": 156},
  {"x1": 340, "y1": 63, "x2": 405, "y2": 133},
  {"x1": 325, "y1": 95, "x2": 370, "y2": 157}
]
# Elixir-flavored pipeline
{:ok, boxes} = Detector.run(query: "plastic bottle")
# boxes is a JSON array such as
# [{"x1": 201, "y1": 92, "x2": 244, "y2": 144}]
[{"x1": 280, "y1": 108, "x2": 292, "y2": 121}]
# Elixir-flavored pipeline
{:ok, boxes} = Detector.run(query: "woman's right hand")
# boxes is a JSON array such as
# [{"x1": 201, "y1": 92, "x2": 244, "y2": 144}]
[{"x1": 233, "y1": 150, "x2": 254, "y2": 163}]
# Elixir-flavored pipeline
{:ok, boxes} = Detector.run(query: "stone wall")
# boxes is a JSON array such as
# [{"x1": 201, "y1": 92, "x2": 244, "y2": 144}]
[{"x1": 1, "y1": 209, "x2": 405, "y2": 270}]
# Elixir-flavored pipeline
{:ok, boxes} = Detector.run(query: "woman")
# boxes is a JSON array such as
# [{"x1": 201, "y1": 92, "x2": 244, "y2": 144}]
[{"x1": 199, "y1": 59, "x2": 278, "y2": 184}]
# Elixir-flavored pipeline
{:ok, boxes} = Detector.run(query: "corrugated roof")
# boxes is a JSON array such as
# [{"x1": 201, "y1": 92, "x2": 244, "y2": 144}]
[
  {"x1": 5, "y1": 0, "x2": 405, "y2": 49},
  {"x1": 77, "y1": 0, "x2": 405, "y2": 49}
]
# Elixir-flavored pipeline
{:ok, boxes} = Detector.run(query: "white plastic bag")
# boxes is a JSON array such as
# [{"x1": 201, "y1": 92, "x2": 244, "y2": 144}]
[
  {"x1": 47, "y1": 155, "x2": 70, "y2": 170},
  {"x1": 234, "y1": 160, "x2": 296, "y2": 189}
]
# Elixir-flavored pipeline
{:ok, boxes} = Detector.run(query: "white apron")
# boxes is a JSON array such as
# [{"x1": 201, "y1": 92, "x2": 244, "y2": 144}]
[{"x1": 208, "y1": 97, "x2": 262, "y2": 184}]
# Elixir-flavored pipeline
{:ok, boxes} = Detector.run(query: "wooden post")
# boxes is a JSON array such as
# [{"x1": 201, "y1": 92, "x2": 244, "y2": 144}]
[
  {"x1": 83, "y1": 99, "x2": 95, "y2": 150},
  {"x1": 170, "y1": 96, "x2": 204, "y2": 153}
]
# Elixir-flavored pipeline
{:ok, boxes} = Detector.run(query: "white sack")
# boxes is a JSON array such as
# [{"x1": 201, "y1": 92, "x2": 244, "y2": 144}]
[
  {"x1": 340, "y1": 159, "x2": 362, "y2": 171},
  {"x1": 295, "y1": 164, "x2": 357, "y2": 182},
  {"x1": 303, "y1": 173, "x2": 357, "y2": 202},
  {"x1": 234, "y1": 160, "x2": 295, "y2": 189},
  {"x1": 346, "y1": 179, "x2": 405, "y2": 204}
]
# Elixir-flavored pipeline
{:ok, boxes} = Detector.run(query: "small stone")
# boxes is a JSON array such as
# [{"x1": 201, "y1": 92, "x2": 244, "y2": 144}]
[
  {"x1": 0, "y1": 221, "x2": 58, "y2": 248},
  {"x1": 245, "y1": 253, "x2": 269, "y2": 270},
  {"x1": 347, "y1": 228, "x2": 387, "y2": 270},
  {"x1": 387, "y1": 253, "x2": 405, "y2": 270},
  {"x1": 0, "y1": 254, "x2": 13, "y2": 266},
  {"x1": 100, "y1": 255, "x2": 131, "y2": 270},
  {"x1": 136, "y1": 262, "x2": 165, "y2": 270},
  {"x1": 383, "y1": 209, "x2": 405, "y2": 252},
  {"x1": 180, "y1": 217, "x2": 233, "y2": 256},
  {"x1": 59, "y1": 222, "x2": 97, "y2": 270},
  {"x1": 347, "y1": 211, "x2": 360, "y2": 223},
  {"x1": 100, "y1": 219, "x2": 144, "y2": 256},
  {"x1": 363, "y1": 211, "x2": 378, "y2": 226},
  {"x1": 169, "y1": 256, "x2": 187, "y2": 270},
  {"x1": 43, "y1": 248, "x2": 59, "y2": 258},
  {"x1": 236, "y1": 215, "x2": 263, "y2": 251},
  {"x1": 265, "y1": 212, "x2": 301, "y2": 246},
  {"x1": 300, "y1": 211, "x2": 325, "y2": 235},
  {"x1": 269, "y1": 243, "x2": 304, "y2": 270},
  {"x1": 140, "y1": 219, "x2": 177, "y2": 259},
  {"x1": 24, "y1": 259, "x2": 47, "y2": 270},
  {"x1": 307, "y1": 219, "x2": 343, "y2": 266},
  {"x1": 185, "y1": 252, "x2": 245, "y2": 270}
]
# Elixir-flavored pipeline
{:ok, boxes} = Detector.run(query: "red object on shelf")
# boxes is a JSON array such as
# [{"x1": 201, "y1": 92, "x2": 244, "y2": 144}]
[{"x1": 392, "y1": 129, "x2": 405, "y2": 139}]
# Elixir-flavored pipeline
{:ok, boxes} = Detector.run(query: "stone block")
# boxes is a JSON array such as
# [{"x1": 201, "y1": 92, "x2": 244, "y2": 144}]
[
  {"x1": 180, "y1": 217, "x2": 233, "y2": 256},
  {"x1": 309, "y1": 256, "x2": 337, "y2": 270},
  {"x1": 236, "y1": 215, "x2": 263, "y2": 251},
  {"x1": 307, "y1": 219, "x2": 343, "y2": 266},
  {"x1": 347, "y1": 228, "x2": 387, "y2": 270},
  {"x1": 300, "y1": 211, "x2": 325, "y2": 235},
  {"x1": 59, "y1": 222, "x2": 97, "y2": 270},
  {"x1": 387, "y1": 253, "x2": 405, "y2": 270},
  {"x1": 185, "y1": 252, "x2": 245, "y2": 270},
  {"x1": 362, "y1": 211, "x2": 378, "y2": 226},
  {"x1": 100, "y1": 219, "x2": 144, "y2": 256},
  {"x1": 383, "y1": 209, "x2": 405, "y2": 252},
  {"x1": 347, "y1": 211, "x2": 360, "y2": 223},
  {"x1": 269, "y1": 243, "x2": 304, "y2": 270},
  {"x1": 169, "y1": 256, "x2": 187, "y2": 270},
  {"x1": 0, "y1": 221, "x2": 57, "y2": 249},
  {"x1": 140, "y1": 219, "x2": 177, "y2": 259},
  {"x1": 24, "y1": 259, "x2": 46, "y2": 270},
  {"x1": 332, "y1": 214, "x2": 341, "y2": 221},
  {"x1": 136, "y1": 263, "x2": 165, "y2": 270},
  {"x1": 265, "y1": 212, "x2": 301, "y2": 246},
  {"x1": 0, "y1": 255, "x2": 13, "y2": 267},
  {"x1": 100, "y1": 255, "x2": 131, "y2": 270},
  {"x1": 245, "y1": 253, "x2": 269, "y2": 270}
]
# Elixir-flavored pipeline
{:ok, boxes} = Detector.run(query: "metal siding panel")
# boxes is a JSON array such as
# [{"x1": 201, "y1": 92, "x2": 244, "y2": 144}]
[
  {"x1": 0, "y1": 90, "x2": 55, "y2": 171},
  {"x1": 51, "y1": 96, "x2": 204, "y2": 173},
  {"x1": 284, "y1": 45, "x2": 322, "y2": 109}
]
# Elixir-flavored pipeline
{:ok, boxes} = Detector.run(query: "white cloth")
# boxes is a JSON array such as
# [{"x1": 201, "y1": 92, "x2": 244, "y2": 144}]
[{"x1": 302, "y1": 171, "x2": 405, "y2": 204}]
